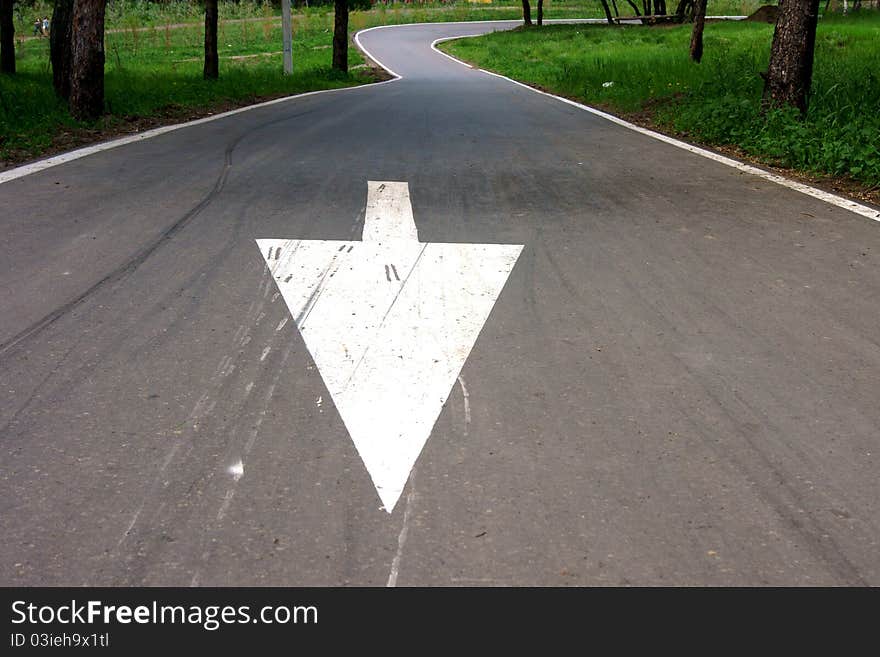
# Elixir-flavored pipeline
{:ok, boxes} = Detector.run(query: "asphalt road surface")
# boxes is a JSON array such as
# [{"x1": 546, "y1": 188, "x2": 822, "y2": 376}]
[{"x1": 2, "y1": 21, "x2": 879, "y2": 586}]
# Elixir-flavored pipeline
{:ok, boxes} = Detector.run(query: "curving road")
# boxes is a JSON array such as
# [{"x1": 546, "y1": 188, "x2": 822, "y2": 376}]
[{"x1": 1, "y1": 21, "x2": 879, "y2": 586}]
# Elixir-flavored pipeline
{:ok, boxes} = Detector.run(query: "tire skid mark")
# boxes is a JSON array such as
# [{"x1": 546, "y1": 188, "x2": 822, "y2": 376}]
[
  {"x1": 0, "y1": 138, "x2": 236, "y2": 359},
  {"x1": 116, "y1": 387, "x2": 214, "y2": 549},
  {"x1": 115, "y1": 264, "x2": 273, "y2": 554},
  {"x1": 0, "y1": 107, "x2": 320, "y2": 360},
  {"x1": 189, "y1": 343, "x2": 294, "y2": 585},
  {"x1": 133, "y1": 268, "x2": 287, "y2": 581}
]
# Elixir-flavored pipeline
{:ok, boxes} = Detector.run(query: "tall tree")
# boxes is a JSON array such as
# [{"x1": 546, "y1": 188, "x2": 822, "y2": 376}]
[
  {"x1": 0, "y1": 0, "x2": 14, "y2": 74},
  {"x1": 762, "y1": 0, "x2": 821, "y2": 114},
  {"x1": 537, "y1": 0, "x2": 543, "y2": 25},
  {"x1": 521, "y1": 0, "x2": 532, "y2": 25},
  {"x1": 332, "y1": 0, "x2": 347, "y2": 72},
  {"x1": 69, "y1": 0, "x2": 106, "y2": 120},
  {"x1": 51, "y1": 0, "x2": 74, "y2": 98},
  {"x1": 204, "y1": 0, "x2": 218, "y2": 79},
  {"x1": 690, "y1": 0, "x2": 706, "y2": 62},
  {"x1": 675, "y1": 0, "x2": 695, "y2": 19}
]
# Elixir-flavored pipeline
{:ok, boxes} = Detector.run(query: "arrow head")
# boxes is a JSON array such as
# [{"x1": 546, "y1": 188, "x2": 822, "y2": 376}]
[{"x1": 258, "y1": 238, "x2": 521, "y2": 511}]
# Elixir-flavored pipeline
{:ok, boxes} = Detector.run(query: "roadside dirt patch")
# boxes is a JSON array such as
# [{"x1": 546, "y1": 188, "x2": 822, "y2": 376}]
[{"x1": 745, "y1": 5, "x2": 780, "y2": 23}]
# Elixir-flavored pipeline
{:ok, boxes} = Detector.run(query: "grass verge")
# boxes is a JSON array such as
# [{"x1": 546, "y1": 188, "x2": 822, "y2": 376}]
[
  {"x1": 1, "y1": 15, "x2": 377, "y2": 167},
  {"x1": 440, "y1": 14, "x2": 880, "y2": 205},
  {"x1": 2, "y1": 1, "x2": 772, "y2": 168}
]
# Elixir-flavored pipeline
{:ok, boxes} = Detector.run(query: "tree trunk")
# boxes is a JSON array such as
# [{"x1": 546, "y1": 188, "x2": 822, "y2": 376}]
[
  {"x1": 690, "y1": 0, "x2": 706, "y2": 62},
  {"x1": 69, "y1": 0, "x2": 106, "y2": 121},
  {"x1": 677, "y1": 0, "x2": 696, "y2": 20},
  {"x1": 51, "y1": 0, "x2": 74, "y2": 98},
  {"x1": 332, "y1": 0, "x2": 347, "y2": 72},
  {"x1": 0, "y1": 0, "x2": 14, "y2": 74},
  {"x1": 600, "y1": 0, "x2": 615, "y2": 23},
  {"x1": 521, "y1": 0, "x2": 532, "y2": 25},
  {"x1": 537, "y1": 0, "x2": 543, "y2": 25},
  {"x1": 762, "y1": 0, "x2": 820, "y2": 114},
  {"x1": 674, "y1": 0, "x2": 693, "y2": 19},
  {"x1": 204, "y1": 0, "x2": 218, "y2": 79}
]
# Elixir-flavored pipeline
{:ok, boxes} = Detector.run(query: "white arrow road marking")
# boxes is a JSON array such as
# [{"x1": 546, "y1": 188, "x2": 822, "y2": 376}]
[{"x1": 257, "y1": 181, "x2": 522, "y2": 512}]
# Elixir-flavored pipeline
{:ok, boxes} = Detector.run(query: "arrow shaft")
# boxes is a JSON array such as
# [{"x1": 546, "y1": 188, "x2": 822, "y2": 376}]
[{"x1": 364, "y1": 181, "x2": 419, "y2": 243}]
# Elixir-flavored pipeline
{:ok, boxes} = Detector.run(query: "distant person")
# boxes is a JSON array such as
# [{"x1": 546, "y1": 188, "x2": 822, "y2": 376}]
[
  {"x1": 41, "y1": 17, "x2": 50, "y2": 37},
  {"x1": 33, "y1": 18, "x2": 41, "y2": 37}
]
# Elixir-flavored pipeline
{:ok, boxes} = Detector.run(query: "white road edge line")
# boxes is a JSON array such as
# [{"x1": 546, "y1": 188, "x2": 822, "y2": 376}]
[
  {"x1": 0, "y1": 17, "x2": 718, "y2": 185},
  {"x1": 0, "y1": 44, "x2": 401, "y2": 186},
  {"x1": 1, "y1": 18, "x2": 523, "y2": 185},
  {"x1": 428, "y1": 33, "x2": 880, "y2": 224},
  {"x1": 6, "y1": 18, "x2": 875, "y2": 226}
]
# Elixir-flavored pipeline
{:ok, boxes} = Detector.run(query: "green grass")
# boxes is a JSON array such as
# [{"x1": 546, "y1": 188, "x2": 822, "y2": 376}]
[
  {"x1": 0, "y1": 17, "x2": 374, "y2": 162},
  {"x1": 441, "y1": 13, "x2": 880, "y2": 186}
]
